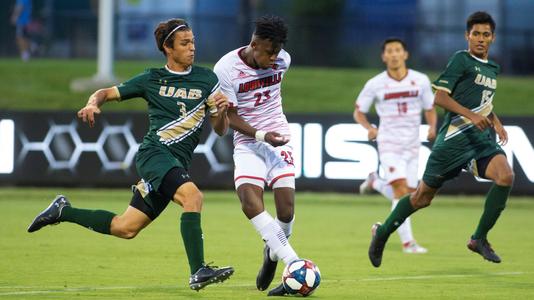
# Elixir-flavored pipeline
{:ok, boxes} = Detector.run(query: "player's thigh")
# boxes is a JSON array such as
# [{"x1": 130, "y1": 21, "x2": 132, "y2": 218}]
[
  {"x1": 234, "y1": 144, "x2": 268, "y2": 190},
  {"x1": 483, "y1": 154, "x2": 514, "y2": 186},
  {"x1": 111, "y1": 205, "x2": 152, "y2": 238},
  {"x1": 406, "y1": 153, "x2": 420, "y2": 189},
  {"x1": 173, "y1": 181, "x2": 203, "y2": 212}
]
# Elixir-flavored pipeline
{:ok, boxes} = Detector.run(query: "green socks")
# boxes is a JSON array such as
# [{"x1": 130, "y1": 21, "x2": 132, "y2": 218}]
[
  {"x1": 181, "y1": 212, "x2": 205, "y2": 274},
  {"x1": 376, "y1": 194, "x2": 416, "y2": 241},
  {"x1": 60, "y1": 206, "x2": 116, "y2": 235},
  {"x1": 472, "y1": 184, "x2": 511, "y2": 240}
]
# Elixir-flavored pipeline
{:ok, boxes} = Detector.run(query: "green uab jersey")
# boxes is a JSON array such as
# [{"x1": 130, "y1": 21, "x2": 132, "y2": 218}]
[
  {"x1": 423, "y1": 50, "x2": 503, "y2": 188},
  {"x1": 116, "y1": 65, "x2": 219, "y2": 191},
  {"x1": 432, "y1": 50, "x2": 499, "y2": 141}
]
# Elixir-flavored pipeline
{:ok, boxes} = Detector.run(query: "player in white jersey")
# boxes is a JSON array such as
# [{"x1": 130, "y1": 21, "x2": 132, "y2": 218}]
[
  {"x1": 214, "y1": 15, "x2": 299, "y2": 297},
  {"x1": 354, "y1": 38, "x2": 437, "y2": 254}
]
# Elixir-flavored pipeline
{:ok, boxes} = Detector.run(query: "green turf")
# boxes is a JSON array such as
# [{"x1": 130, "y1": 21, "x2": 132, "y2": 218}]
[
  {"x1": 1, "y1": 58, "x2": 534, "y2": 115},
  {"x1": 1, "y1": 188, "x2": 533, "y2": 299}
]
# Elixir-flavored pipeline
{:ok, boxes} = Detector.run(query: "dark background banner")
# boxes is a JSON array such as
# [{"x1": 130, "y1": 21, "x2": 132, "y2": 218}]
[{"x1": 1, "y1": 111, "x2": 533, "y2": 195}]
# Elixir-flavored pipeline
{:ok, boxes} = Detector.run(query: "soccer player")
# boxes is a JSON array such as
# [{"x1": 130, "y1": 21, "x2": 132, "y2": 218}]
[
  {"x1": 368, "y1": 11, "x2": 514, "y2": 267},
  {"x1": 214, "y1": 15, "x2": 298, "y2": 296},
  {"x1": 27, "y1": 18, "x2": 234, "y2": 290},
  {"x1": 355, "y1": 37, "x2": 437, "y2": 254}
]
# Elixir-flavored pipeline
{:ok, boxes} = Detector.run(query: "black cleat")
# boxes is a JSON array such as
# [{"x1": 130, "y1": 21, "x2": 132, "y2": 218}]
[
  {"x1": 267, "y1": 283, "x2": 288, "y2": 296},
  {"x1": 256, "y1": 245, "x2": 278, "y2": 291},
  {"x1": 189, "y1": 264, "x2": 234, "y2": 291},
  {"x1": 368, "y1": 222, "x2": 386, "y2": 268},
  {"x1": 467, "y1": 238, "x2": 501, "y2": 263},
  {"x1": 27, "y1": 195, "x2": 71, "y2": 233}
]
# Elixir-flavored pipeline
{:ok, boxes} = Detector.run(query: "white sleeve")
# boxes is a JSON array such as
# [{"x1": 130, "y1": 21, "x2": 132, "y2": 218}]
[
  {"x1": 213, "y1": 60, "x2": 238, "y2": 107},
  {"x1": 421, "y1": 75, "x2": 435, "y2": 110},
  {"x1": 355, "y1": 80, "x2": 376, "y2": 113}
]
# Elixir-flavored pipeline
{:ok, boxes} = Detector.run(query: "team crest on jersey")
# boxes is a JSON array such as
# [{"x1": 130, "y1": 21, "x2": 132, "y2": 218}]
[{"x1": 159, "y1": 86, "x2": 203, "y2": 99}]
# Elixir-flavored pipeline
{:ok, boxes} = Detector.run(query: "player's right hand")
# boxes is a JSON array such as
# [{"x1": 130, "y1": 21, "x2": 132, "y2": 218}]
[
  {"x1": 367, "y1": 126, "x2": 378, "y2": 141},
  {"x1": 77, "y1": 104, "x2": 101, "y2": 128},
  {"x1": 469, "y1": 114, "x2": 493, "y2": 131},
  {"x1": 265, "y1": 132, "x2": 289, "y2": 147}
]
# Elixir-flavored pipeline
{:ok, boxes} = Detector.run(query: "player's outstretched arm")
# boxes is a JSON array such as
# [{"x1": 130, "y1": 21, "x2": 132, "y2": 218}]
[
  {"x1": 208, "y1": 92, "x2": 229, "y2": 136},
  {"x1": 353, "y1": 107, "x2": 377, "y2": 141},
  {"x1": 434, "y1": 90, "x2": 492, "y2": 131},
  {"x1": 227, "y1": 107, "x2": 288, "y2": 147},
  {"x1": 77, "y1": 87, "x2": 120, "y2": 128}
]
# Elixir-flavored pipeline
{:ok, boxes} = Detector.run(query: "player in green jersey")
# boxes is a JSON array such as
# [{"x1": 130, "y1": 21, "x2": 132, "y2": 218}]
[
  {"x1": 368, "y1": 11, "x2": 514, "y2": 267},
  {"x1": 27, "y1": 18, "x2": 234, "y2": 290}
]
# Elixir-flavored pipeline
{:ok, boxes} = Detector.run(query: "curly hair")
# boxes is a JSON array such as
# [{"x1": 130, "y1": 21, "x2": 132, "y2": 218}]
[{"x1": 253, "y1": 15, "x2": 288, "y2": 47}]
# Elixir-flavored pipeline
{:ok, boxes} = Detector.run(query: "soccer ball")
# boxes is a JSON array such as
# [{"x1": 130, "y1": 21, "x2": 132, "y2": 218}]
[{"x1": 282, "y1": 259, "x2": 321, "y2": 296}]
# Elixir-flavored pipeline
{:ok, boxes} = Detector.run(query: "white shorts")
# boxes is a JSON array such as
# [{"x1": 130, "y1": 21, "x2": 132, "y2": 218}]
[
  {"x1": 379, "y1": 150, "x2": 419, "y2": 188},
  {"x1": 233, "y1": 142, "x2": 295, "y2": 190}
]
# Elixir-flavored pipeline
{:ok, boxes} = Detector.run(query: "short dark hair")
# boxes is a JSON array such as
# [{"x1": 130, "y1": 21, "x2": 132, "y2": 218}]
[
  {"x1": 381, "y1": 37, "x2": 407, "y2": 52},
  {"x1": 253, "y1": 15, "x2": 288, "y2": 47},
  {"x1": 466, "y1": 11, "x2": 496, "y2": 33},
  {"x1": 154, "y1": 18, "x2": 191, "y2": 55}
]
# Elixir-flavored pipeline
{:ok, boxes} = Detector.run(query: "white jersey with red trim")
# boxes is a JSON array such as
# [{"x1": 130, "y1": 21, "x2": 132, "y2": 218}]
[
  {"x1": 356, "y1": 69, "x2": 434, "y2": 154},
  {"x1": 214, "y1": 47, "x2": 291, "y2": 146}
]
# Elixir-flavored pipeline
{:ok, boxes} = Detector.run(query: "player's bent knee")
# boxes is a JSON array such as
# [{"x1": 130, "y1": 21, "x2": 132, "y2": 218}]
[{"x1": 497, "y1": 171, "x2": 515, "y2": 186}]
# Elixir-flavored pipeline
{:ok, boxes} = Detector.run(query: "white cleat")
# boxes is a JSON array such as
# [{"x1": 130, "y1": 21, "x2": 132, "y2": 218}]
[
  {"x1": 403, "y1": 241, "x2": 428, "y2": 254},
  {"x1": 359, "y1": 172, "x2": 377, "y2": 195}
]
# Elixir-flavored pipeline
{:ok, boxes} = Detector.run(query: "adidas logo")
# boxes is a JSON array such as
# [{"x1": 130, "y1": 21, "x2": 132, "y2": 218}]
[{"x1": 238, "y1": 71, "x2": 247, "y2": 78}]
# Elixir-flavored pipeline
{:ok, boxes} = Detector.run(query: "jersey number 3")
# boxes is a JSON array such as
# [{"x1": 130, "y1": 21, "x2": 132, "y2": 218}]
[{"x1": 254, "y1": 90, "x2": 271, "y2": 107}]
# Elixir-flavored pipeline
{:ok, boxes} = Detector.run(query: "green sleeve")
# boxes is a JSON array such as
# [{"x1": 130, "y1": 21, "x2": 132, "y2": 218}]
[
  {"x1": 432, "y1": 52, "x2": 465, "y2": 94},
  {"x1": 116, "y1": 70, "x2": 150, "y2": 101}
]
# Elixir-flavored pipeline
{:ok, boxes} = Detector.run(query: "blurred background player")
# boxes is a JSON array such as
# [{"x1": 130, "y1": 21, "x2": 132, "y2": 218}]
[
  {"x1": 10, "y1": 0, "x2": 32, "y2": 61},
  {"x1": 27, "y1": 18, "x2": 234, "y2": 290},
  {"x1": 214, "y1": 15, "x2": 299, "y2": 296},
  {"x1": 355, "y1": 37, "x2": 437, "y2": 254},
  {"x1": 369, "y1": 11, "x2": 514, "y2": 267}
]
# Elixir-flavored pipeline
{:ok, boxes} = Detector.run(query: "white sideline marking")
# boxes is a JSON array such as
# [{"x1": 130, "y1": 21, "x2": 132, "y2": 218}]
[{"x1": 0, "y1": 272, "x2": 526, "y2": 296}]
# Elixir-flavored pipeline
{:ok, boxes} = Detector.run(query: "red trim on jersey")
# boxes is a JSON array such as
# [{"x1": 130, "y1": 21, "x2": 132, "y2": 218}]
[
  {"x1": 269, "y1": 173, "x2": 295, "y2": 187},
  {"x1": 235, "y1": 175, "x2": 266, "y2": 183}
]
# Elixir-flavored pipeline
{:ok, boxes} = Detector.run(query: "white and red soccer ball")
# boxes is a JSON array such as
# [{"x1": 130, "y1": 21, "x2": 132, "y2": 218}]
[{"x1": 282, "y1": 259, "x2": 321, "y2": 296}]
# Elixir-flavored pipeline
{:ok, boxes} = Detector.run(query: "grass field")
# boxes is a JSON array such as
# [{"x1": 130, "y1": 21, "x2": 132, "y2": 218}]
[
  {"x1": 1, "y1": 59, "x2": 534, "y2": 115},
  {"x1": 1, "y1": 188, "x2": 533, "y2": 299}
]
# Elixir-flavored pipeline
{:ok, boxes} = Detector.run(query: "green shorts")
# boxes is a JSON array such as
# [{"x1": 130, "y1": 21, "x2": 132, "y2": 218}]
[
  {"x1": 422, "y1": 130, "x2": 505, "y2": 189},
  {"x1": 135, "y1": 144, "x2": 184, "y2": 192}
]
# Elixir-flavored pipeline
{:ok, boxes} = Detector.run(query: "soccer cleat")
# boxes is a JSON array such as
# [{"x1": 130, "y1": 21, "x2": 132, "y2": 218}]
[
  {"x1": 256, "y1": 245, "x2": 278, "y2": 291},
  {"x1": 267, "y1": 283, "x2": 288, "y2": 297},
  {"x1": 402, "y1": 241, "x2": 428, "y2": 254},
  {"x1": 359, "y1": 172, "x2": 377, "y2": 195},
  {"x1": 368, "y1": 222, "x2": 386, "y2": 267},
  {"x1": 467, "y1": 238, "x2": 501, "y2": 263},
  {"x1": 27, "y1": 195, "x2": 71, "y2": 233},
  {"x1": 189, "y1": 264, "x2": 234, "y2": 291}
]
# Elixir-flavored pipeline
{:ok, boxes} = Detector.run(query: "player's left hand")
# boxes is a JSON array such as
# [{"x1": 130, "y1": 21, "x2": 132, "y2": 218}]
[
  {"x1": 265, "y1": 132, "x2": 289, "y2": 147},
  {"x1": 494, "y1": 123, "x2": 508, "y2": 146},
  {"x1": 427, "y1": 127, "x2": 437, "y2": 142}
]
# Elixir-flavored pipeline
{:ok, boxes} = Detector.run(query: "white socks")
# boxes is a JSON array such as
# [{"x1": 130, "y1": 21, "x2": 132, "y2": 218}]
[
  {"x1": 251, "y1": 211, "x2": 298, "y2": 265},
  {"x1": 392, "y1": 199, "x2": 414, "y2": 244}
]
